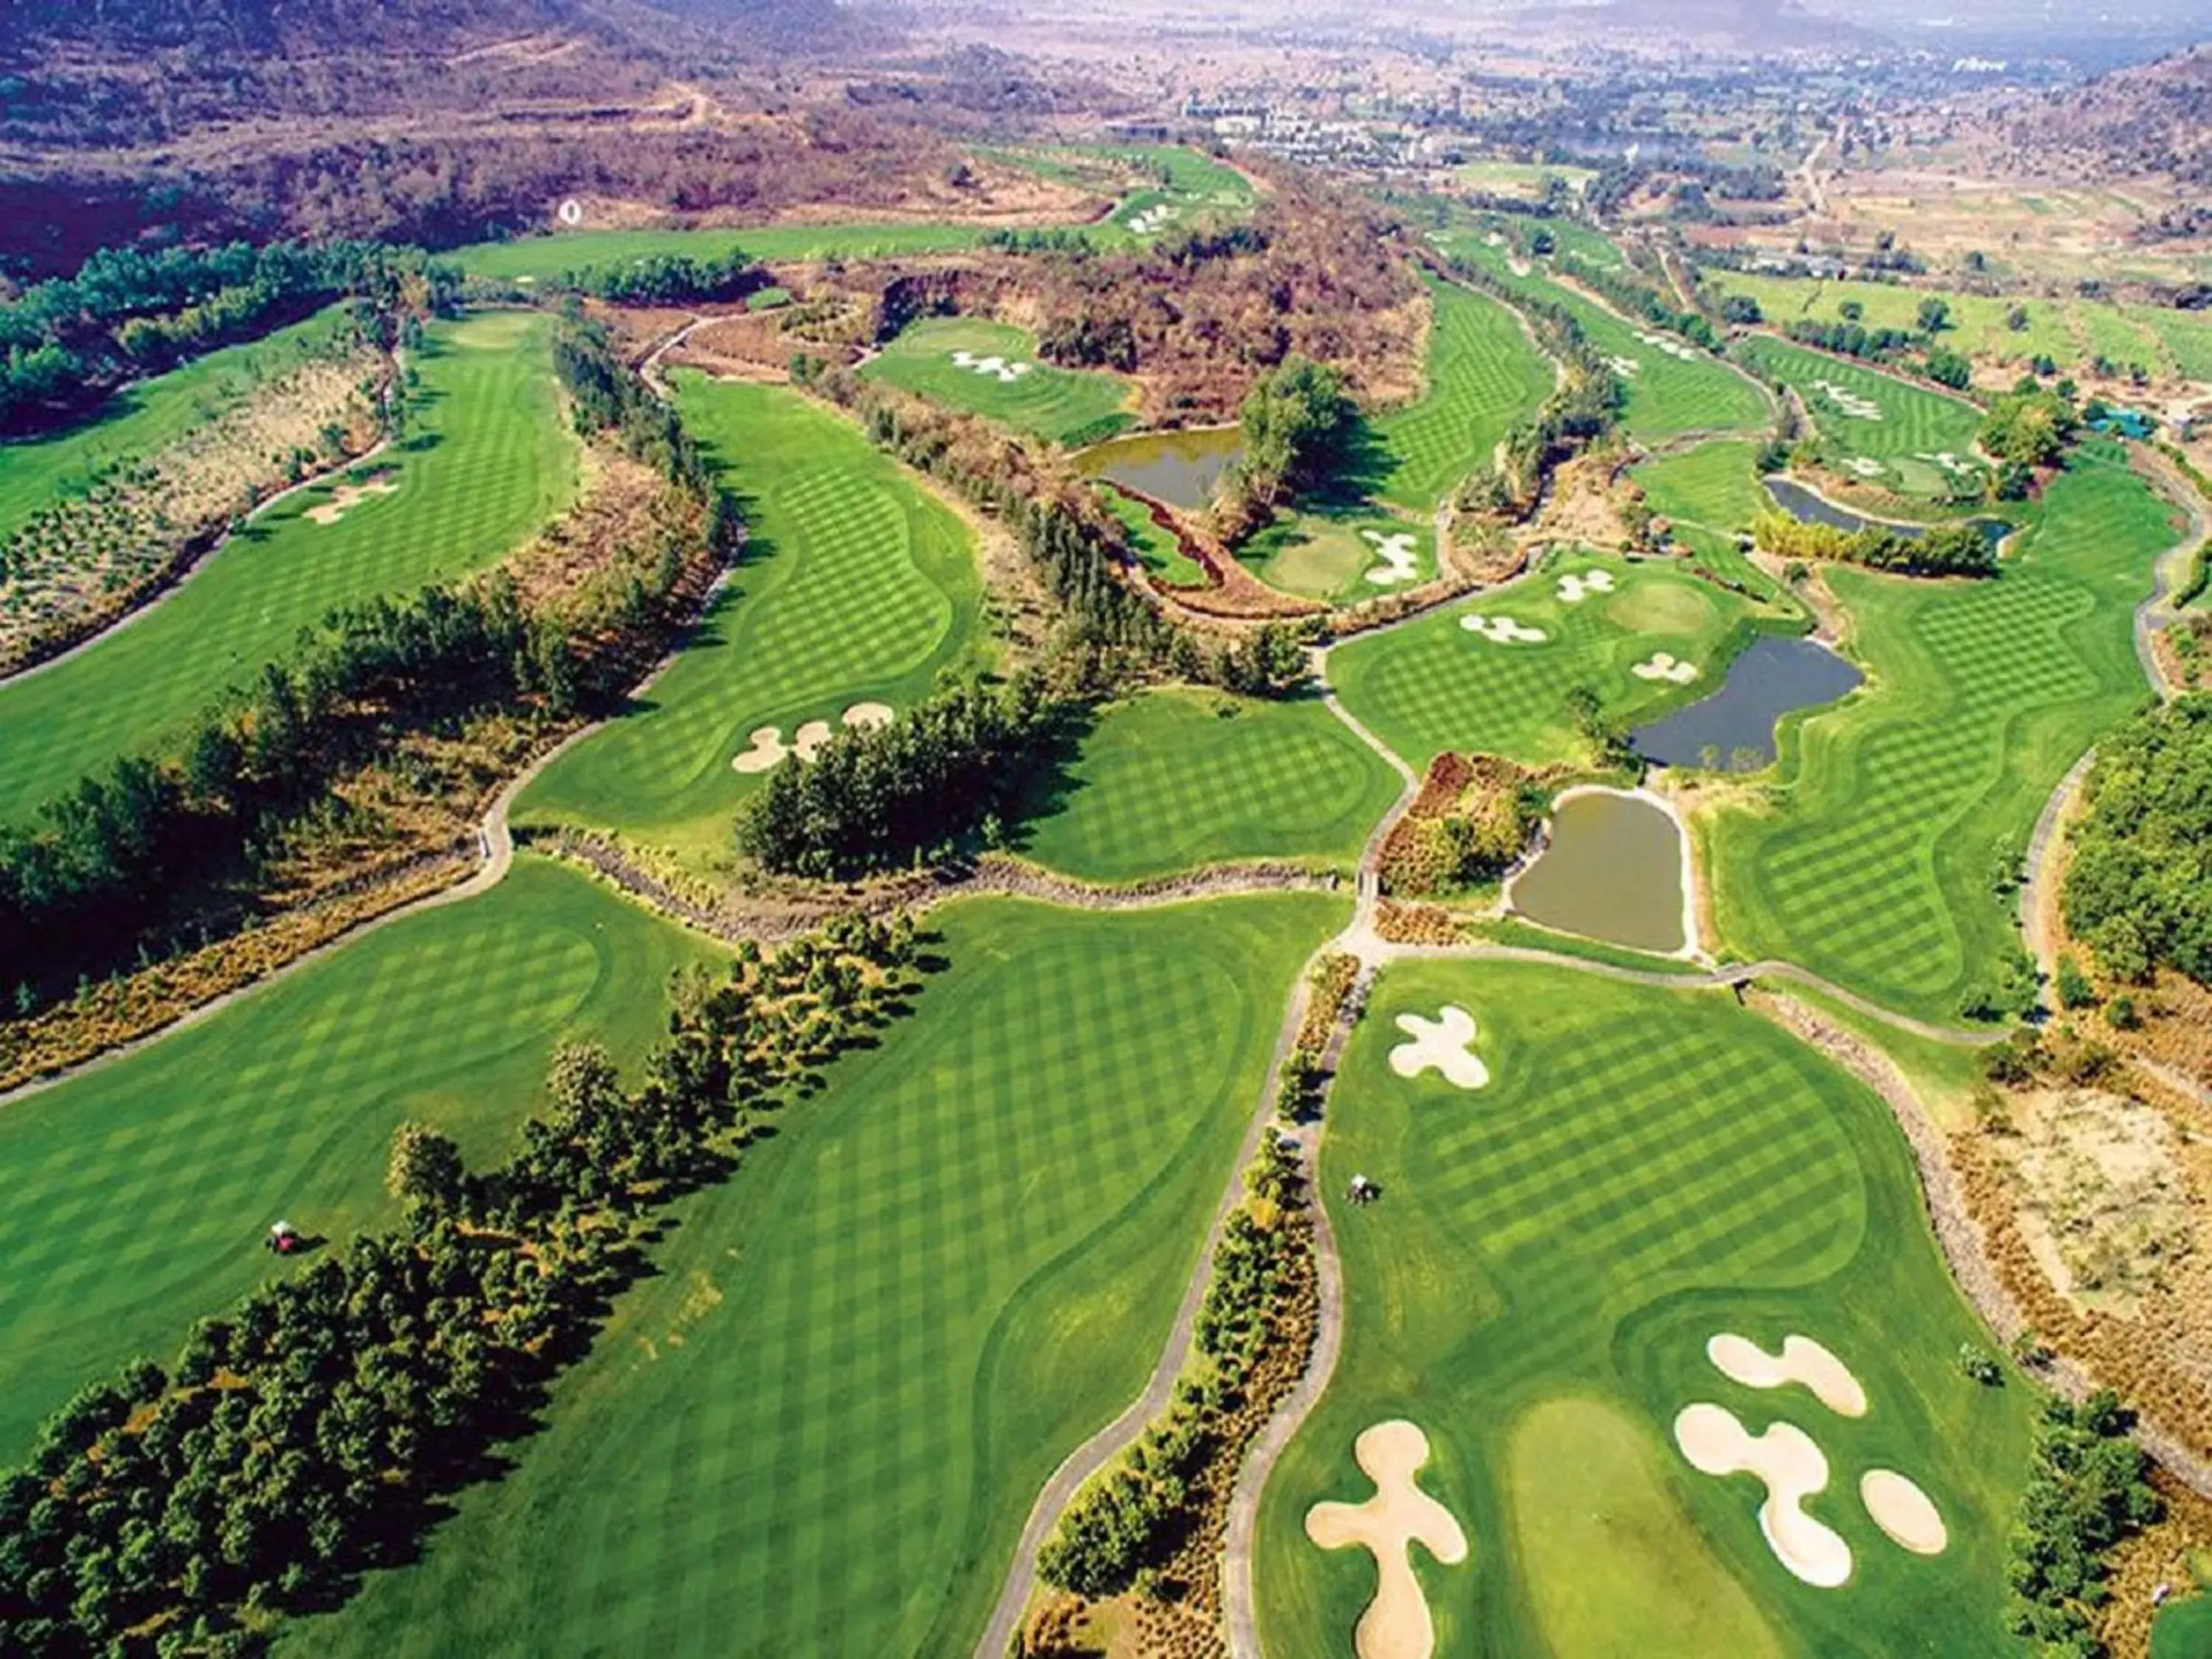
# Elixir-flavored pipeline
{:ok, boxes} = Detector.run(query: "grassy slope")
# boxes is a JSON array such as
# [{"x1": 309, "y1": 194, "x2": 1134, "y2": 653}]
[
  {"x1": 1703, "y1": 271, "x2": 2081, "y2": 370},
  {"x1": 0, "y1": 856, "x2": 720, "y2": 1462},
  {"x1": 1097, "y1": 481, "x2": 1205, "y2": 587},
  {"x1": 453, "y1": 224, "x2": 998, "y2": 283},
  {"x1": 1706, "y1": 442, "x2": 2170, "y2": 1020},
  {"x1": 860, "y1": 316, "x2": 1134, "y2": 446},
  {"x1": 1018, "y1": 688, "x2": 1402, "y2": 881},
  {"x1": 0, "y1": 306, "x2": 361, "y2": 544},
  {"x1": 1239, "y1": 509, "x2": 1434, "y2": 605},
  {"x1": 512, "y1": 373, "x2": 987, "y2": 868},
  {"x1": 0, "y1": 310, "x2": 575, "y2": 825},
  {"x1": 293, "y1": 891, "x2": 1346, "y2": 1659},
  {"x1": 1371, "y1": 279, "x2": 1554, "y2": 512},
  {"x1": 1256, "y1": 958, "x2": 2034, "y2": 1659},
  {"x1": 1327, "y1": 550, "x2": 1758, "y2": 769}
]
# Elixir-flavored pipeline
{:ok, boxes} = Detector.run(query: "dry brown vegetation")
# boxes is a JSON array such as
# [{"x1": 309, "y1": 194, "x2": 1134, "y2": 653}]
[{"x1": 1377, "y1": 752, "x2": 1549, "y2": 899}]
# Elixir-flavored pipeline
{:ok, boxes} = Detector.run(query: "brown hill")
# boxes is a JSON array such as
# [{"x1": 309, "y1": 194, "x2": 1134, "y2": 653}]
[{"x1": 1980, "y1": 45, "x2": 2212, "y2": 185}]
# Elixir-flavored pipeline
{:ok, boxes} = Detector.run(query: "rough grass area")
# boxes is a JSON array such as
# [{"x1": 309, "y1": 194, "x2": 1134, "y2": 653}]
[
  {"x1": 1370, "y1": 279, "x2": 1553, "y2": 512},
  {"x1": 0, "y1": 310, "x2": 576, "y2": 826},
  {"x1": 1018, "y1": 688, "x2": 1402, "y2": 881},
  {"x1": 1735, "y1": 335, "x2": 1987, "y2": 499},
  {"x1": 1327, "y1": 551, "x2": 1759, "y2": 768},
  {"x1": 0, "y1": 856, "x2": 720, "y2": 1464},
  {"x1": 1255, "y1": 957, "x2": 2034, "y2": 1659},
  {"x1": 292, "y1": 891, "x2": 1345, "y2": 1659},
  {"x1": 860, "y1": 316, "x2": 1134, "y2": 446},
  {"x1": 1705, "y1": 443, "x2": 2171, "y2": 1022},
  {"x1": 512, "y1": 372, "x2": 987, "y2": 869}
]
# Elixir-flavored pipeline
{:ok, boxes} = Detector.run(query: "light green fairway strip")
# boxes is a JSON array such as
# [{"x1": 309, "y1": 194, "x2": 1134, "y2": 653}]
[
  {"x1": 513, "y1": 372, "x2": 987, "y2": 866},
  {"x1": 290, "y1": 891, "x2": 1346, "y2": 1659},
  {"x1": 0, "y1": 310, "x2": 576, "y2": 825},
  {"x1": 1255, "y1": 958, "x2": 2034, "y2": 1659},
  {"x1": 1706, "y1": 442, "x2": 2170, "y2": 1022},
  {"x1": 1019, "y1": 688, "x2": 1402, "y2": 881},
  {"x1": 860, "y1": 316, "x2": 1135, "y2": 446},
  {"x1": 1632, "y1": 439, "x2": 1794, "y2": 604},
  {"x1": 452, "y1": 223, "x2": 998, "y2": 284},
  {"x1": 1371, "y1": 278, "x2": 1553, "y2": 511},
  {"x1": 1327, "y1": 551, "x2": 1760, "y2": 769},
  {"x1": 0, "y1": 856, "x2": 721, "y2": 1463},
  {"x1": 0, "y1": 306, "x2": 361, "y2": 544},
  {"x1": 1735, "y1": 335, "x2": 1986, "y2": 498}
]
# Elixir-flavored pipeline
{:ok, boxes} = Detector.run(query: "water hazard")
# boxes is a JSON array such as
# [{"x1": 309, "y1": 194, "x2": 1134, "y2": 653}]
[
  {"x1": 1075, "y1": 425, "x2": 1244, "y2": 512},
  {"x1": 1632, "y1": 633, "x2": 1863, "y2": 771},
  {"x1": 1506, "y1": 788, "x2": 1688, "y2": 955},
  {"x1": 1764, "y1": 476, "x2": 2008, "y2": 546}
]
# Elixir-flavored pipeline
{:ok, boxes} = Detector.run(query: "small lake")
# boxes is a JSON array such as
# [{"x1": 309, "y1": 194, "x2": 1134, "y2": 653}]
[
  {"x1": 1632, "y1": 633, "x2": 1863, "y2": 771},
  {"x1": 1764, "y1": 476, "x2": 2008, "y2": 546},
  {"x1": 1506, "y1": 787, "x2": 1688, "y2": 956},
  {"x1": 1076, "y1": 425, "x2": 1243, "y2": 512}
]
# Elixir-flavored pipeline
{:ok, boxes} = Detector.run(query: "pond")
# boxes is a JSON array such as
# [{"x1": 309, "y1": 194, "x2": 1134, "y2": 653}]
[
  {"x1": 1504, "y1": 787, "x2": 1690, "y2": 956},
  {"x1": 1074, "y1": 425, "x2": 1244, "y2": 512},
  {"x1": 1764, "y1": 476, "x2": 2008, "y2": 546},
  {"x1": 1632, "y1": 633, "x2": 1863, "y2": 771}
]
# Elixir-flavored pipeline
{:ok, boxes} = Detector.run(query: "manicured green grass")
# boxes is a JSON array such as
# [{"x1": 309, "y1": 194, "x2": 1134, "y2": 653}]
[
  {"x1": 292, "y1": 891, "x2": 1346, "y2": 1659},
  {"x1": 452, "y1": 223, "x2": 999, "y2": 285},
  {"x1": 1702, "y1": 271, "x2": 2081, "y2": 369},
  {"x1": 1452, "y1": 159, "x2": 1595, "y2": 198},
  {"x1": 1239, "y1": 509, "x2": 1433, "y2": 605},
  {"x1": 1255, "y1": 958, "x2": 2034, "y2": 1659},
  {"x1": 1018, "y1": 688, "x2": 1401, "y2": 880},
  {"x1": 513, "y1": 373, "x2": 988, "y2": 869},
  {"x1": 1632, "y1": 439, "x2": 1791, "y2": 603},
  {"x1": 1441, "y1": 227, "x2": 1769, "y2": 439},
  {"x1": 2132, "y1": 305, "x2": 2212, "y2": 381},
  {"x1": 1736, "y1": 335, "x2": 1986, "y2": 498},
  {"x1": 1370, "y1": 279, "x2": 1553, "y2": 512},
  {"x1": 1706, "y1": 443, "x2": 2171, "y2": 1021},
  {"x1": 1097, "y1": 481, "x2": 1206, "y2": 586},
  {"x1": 0, "y1": 855, "x2": 721, "y2": 1463},
  {"x1": 1326, "y1": 551, "x2": 1759, "y2": 769},
  {"x1": 0, "y1": 306, "x2": 362, "y2": 545},
  {"x1": 2153, "y1": 1592, "x2": 2212, "y2": 1658},
  {"x1": 860, "y1": 316, "x2": 1134, "y2": 445},
  {"x1": 0, "y1": 310, "x2": 576, "y2": 825}
]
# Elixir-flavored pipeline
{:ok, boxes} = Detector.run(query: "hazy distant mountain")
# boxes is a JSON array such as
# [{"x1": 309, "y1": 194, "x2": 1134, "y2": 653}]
[{"x1": 1503, "y1": 0, "x2": 1891, "y2": 53}]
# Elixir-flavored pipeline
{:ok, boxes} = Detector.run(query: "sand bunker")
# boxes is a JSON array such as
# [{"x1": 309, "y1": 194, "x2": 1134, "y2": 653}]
[
  {"x1": 792, "y1": 719, "x2": 835, "y2": 762},
  {"x1": 1634, "y1": 330, "x2": 1700, "y2": 362},
  {"x1": 1860, "y1": 1470, "x2": 1947, "y2": 1555},
  {"x1": 1844, "y1": 456, "x2": 1885, "y2": 478},
  {"x1": 731, "y1": 703, "x2": 897, "y2": 773},
  {"x1": 1363, "y1": 529, "x2": 1421, "y2": 586},
  {"x1": 1556, "y1": 568, "x2": 1618, "y2": 605},
  {"x1": 1674, "y1": 1404, "x2": 1851, "y2": 1588},
  {"x1": 1127, "y1": 204, "x2": 1183, "y2": 235},
  {"x1": 732, "y1": 726, "x2": 790, "y2": 773},
  {"x1": 1460, "y1": 613, "x2": 1548, "y2": 645},
  {"x1": 1706, "y1": 1334, "x2": 1867, "y2": 1418},
  {"x1": 1388, "y1": 1006, "x2": 1489, "y2": 1090},
  {"x1": 949, "y1": 350, "x2": 1033, "y2": 384},
  {"x1": 1812, "y1": 379, "x2": 1883, "y2": 422},
  {"x1": 1631, "y1": 652, "x2": 1700, "y2": 684},
  {"x1": 843, "y1": 701, "x2": 894, "y2": 730},
  {"x1": 1305, "y1": 1421, "x2": 1470, "y2": 1659},
  {"x1": 1918, "y1": 451, "x2": 1975, "y2": 476},
  {"x1": 305, "y1": 474, "x2": 399, "y2": 526},
  {"x1": 1607, "y1": 355, "x2": 1641, "y2": 378}
]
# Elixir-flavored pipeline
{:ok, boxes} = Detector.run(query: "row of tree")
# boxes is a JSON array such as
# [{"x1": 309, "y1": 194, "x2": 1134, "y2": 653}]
[
  {"x1": 543, "y1": 248, "x2": 762, "y2": 307},
  {"x1": 1751, "y1": 511, "x2": 1998, "y2": 578},
  {"x1": 2061, "y1": 694, "x2": 2212, "y2": 987},
  {"x1": 1558, "y1": 253, "x2": 1721, "y2": 351},
  {"x1": 0, "y1": 911, "x2": 924, "y2": 1655}
]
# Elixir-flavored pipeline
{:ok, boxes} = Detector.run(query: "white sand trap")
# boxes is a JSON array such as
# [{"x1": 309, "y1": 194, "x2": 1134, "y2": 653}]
[
  {"x1": 1918, "y1": 451, "x2": 1974, "y2": 476},
  {"x1": 1388, "y1": 1006, "x2": 1489, "y2": 1090},
  {"x1": 1630, "y1": 652, "x2": 1700, "y2": 684},
  {"x1": 1607, "y1": 355, "x2": 1641, "y2": 378},
  {"x1": 1706, "y1": 1333, "x2": 1867, "y2": 1418},
  {"x1": 1860, "y1": 1470, "x2": 1947, "y2": 1555},
  {"x1": 1305, "y1": 1421, "x2": 1470, "y2": 1659},
  {"x1": 791, "y1": 719, "x2": 835, "y2": 762},
  {"x1": 1460, "y1": 613, "x2": 1548, "y2": 644},
  {"x1": 842, "y1": 701, "x2": 894, "y2": 731},
  {"x1": 1845, "y1": 456, "x2": 1885, "y2": 478},
  {"x1": 1812, "y1": 380, "x2": 1884, "y2": 421},
  {"x1": 948, "y1": 350, "x2": 1032, "y2": 384},
  {"x1": 1555, "y1": 568, "x2": 1618, "y2": 604},
  {"x1": 1127, "y1": 204, "x2": 1183, "y2": 235},
  {"x1": 1674, "y1": 1404, "x2": 1852, "y2": 1588},
  {"x1": 1362, "y1": 529, "x2": 1421, "y2": 586},
  {"x1": 731, "y1": 726, "x2": 790, "y2": 773},
  {"x1": 305, "y1": 475, "x2": 399, "y2": 526},
  {"x1": 1635, "y1": 329, "x2": 1700, "y2": 362}
]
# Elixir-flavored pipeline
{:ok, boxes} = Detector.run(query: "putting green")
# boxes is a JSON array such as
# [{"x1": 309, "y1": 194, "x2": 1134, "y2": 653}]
[
  {"x1": 512, "y1": 372, "x2": 988, "y2": 868},
  {"x1": 289, "y1": 891, "x2": 1346, "y2": 1659},
  {"x1": 0, "y1": 310, "x2": 577, "y2": 825},
  {"x1": 860, "y1": 316, "x2": 1135, "y2": 446},
  {"x1": 0, "y1": 855, "x2": 721, "y2": 1464},
  {"x1": 1256, "y1": 957, "x2": 2034, "y2": 1659},
  {"x1": 1326, "y1": 551, "x2": 1758, "y2": 769},
  {"x1": 1371, "y1": 278, "x2": 1553, "y2": 512},
  {"x1": 1239, "y1": 510, "x2": 1433, "y2": 605},
  {"x1": 1018, "y1": 688, "x2": 1402, "y2": 881},
  {"x1": 1735, "y1": 337, "x2": 1986, "y2": 499},
  {"x1": 1705, "y1": 443, "x2": 2169, "y2": 1022}
]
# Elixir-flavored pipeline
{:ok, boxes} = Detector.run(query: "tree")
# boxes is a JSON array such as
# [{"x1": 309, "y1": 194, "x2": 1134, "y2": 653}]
[
  {"x1": 386, "y1": 1122, "x2": 465, "y2": 1214},
  {"x1": 1233, "y1": 355, "x2": 1356, "y2": 509},
  {"x1": 1916, "y1": 296, "x2": 1951, "y2": 335}
]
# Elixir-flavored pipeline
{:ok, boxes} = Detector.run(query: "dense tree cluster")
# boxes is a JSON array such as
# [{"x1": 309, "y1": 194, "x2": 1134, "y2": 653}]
[
  {"x1": 1751, "y1": 511, "x2": 1997, "y2": 577},
  {"x1": 543, "y1": 248, "x2": 762, "y2": 307},
  {"x1": 737, "y1": 675, "x2": 1069, "y2": 877},
  {"x1": 1980, "y1": 388, "x2": 2079, "y2": 469},
  {"x1": 2062, "y1": 695, "x2": 2212, "y2": 985},
  {"x1": 1, "y1": 240, "x2": 453, "y2": 437},
  {"x1": 2006, "y1": 1391, "x2": 2160, "y2": 1656},
  {"x1": 0, "y1": 911, "x2": 923, "y2": 1656},
  {"x1": 1782, "y1": 316, "x2": 1921, "y2": 363},
  {"x1": 1217, "y1": 355, "x2": 1357, "y2": 523}
]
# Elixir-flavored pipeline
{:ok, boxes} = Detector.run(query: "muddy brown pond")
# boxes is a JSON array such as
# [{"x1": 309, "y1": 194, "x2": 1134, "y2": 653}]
[
  {"x1": 1074, "y1": 425, "x2": 1243, "y2": 512},
  {"x1": 1506, "y1": 787, "x2": 1689, "y2": 955}
]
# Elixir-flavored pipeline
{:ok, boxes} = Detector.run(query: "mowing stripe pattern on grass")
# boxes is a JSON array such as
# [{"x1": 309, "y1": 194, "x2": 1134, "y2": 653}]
[
  {"x1": 0, "y1": 310, "x2": 576, "y2": 825},
  {"x1": 860, "y1": 316, "x2": 1135, "y2": 446},
  {"x1": 1735, "y1": 335, "x2": 1985, "y2": 498},
  {"x1": 1371, "y1": 279, "x2": 1553, "y2": 511}
]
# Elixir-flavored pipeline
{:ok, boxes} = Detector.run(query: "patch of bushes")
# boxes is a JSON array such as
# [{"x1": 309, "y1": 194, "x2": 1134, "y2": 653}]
[
  {"x1": 2006, "y1": 1390, "x2": 2161, "y2": 1656},
  {"x1": 2062, "y1": 696, "x2": 2212, "y2": 987},
  {"x1": 1751, "y1": 510, "x2": 1997, "y2": 578}
]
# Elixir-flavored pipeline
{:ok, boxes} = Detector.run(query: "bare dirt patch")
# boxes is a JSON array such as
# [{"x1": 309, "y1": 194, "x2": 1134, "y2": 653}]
[{"x1": 1994, "y1": 1088, "x2": 2193, "y2": 1315}]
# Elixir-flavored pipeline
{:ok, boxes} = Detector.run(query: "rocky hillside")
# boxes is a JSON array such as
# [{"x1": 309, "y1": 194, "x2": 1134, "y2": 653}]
[{"x1": 1983, "y1": 46, "x2": 2212, "y2": 184}]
